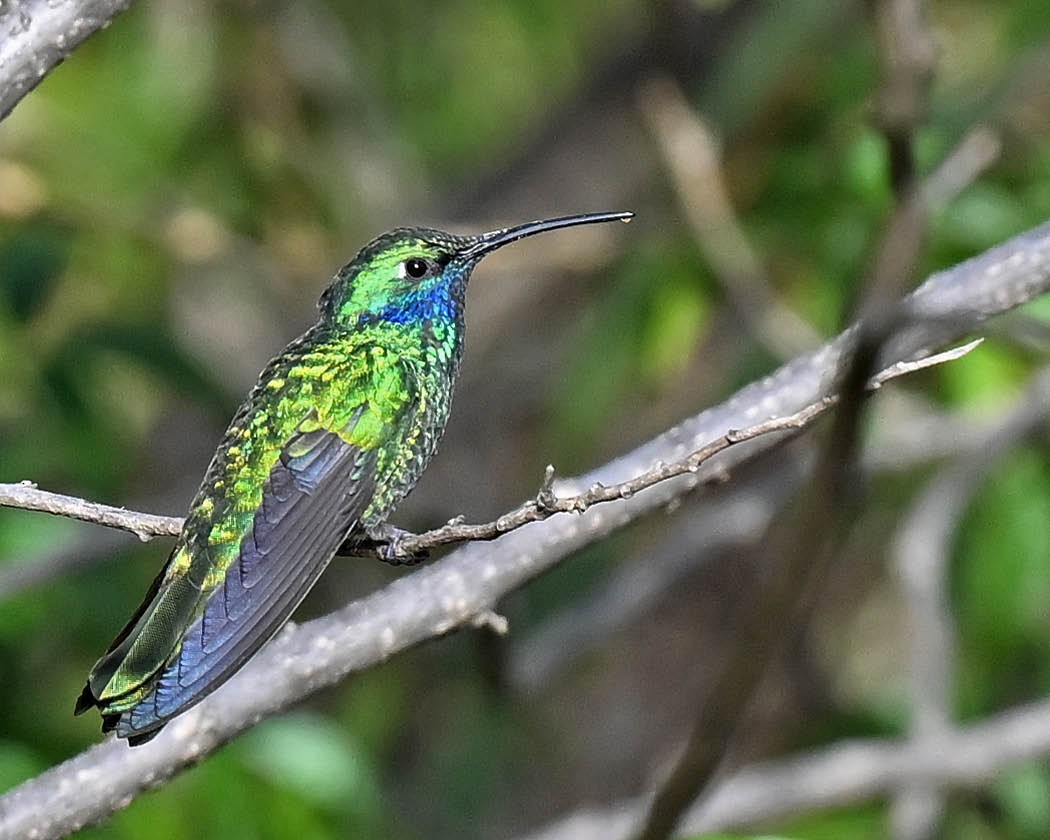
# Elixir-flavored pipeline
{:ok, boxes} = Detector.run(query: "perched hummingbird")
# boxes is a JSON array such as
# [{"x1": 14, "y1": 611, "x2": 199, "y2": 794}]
[{"x1": 75, "y1": 211, "x2": 632, "y2": 744}]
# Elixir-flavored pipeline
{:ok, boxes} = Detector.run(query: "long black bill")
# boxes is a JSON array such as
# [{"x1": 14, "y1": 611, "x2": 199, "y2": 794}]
[{"x1": 461, "y1": 211, "x2": 634, "y2": 260}]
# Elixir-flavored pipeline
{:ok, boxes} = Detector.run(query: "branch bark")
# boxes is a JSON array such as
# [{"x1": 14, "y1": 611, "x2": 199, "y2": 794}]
[
  {"x1": 3, "y1": 218, "x2": 1050, "y2": 837},
  {"x1": 0, "y1": 0, "x2": 135, "y2": 121},
  {"x1": 0, "y1": 483, "x2": 181, "y2": 541}
]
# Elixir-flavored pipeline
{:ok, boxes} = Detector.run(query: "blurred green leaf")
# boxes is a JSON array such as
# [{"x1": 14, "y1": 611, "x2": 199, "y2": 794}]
[
  {"x1": 0, "y1": 226, "x2": 72, "y2": 322},
  {"x1": 0, "y1": 741, "x2": 46, "y2": 792},
  {"x1": 955, "y1": 449, "x2": 1050, "y2": 712},
  {"x1": 937, "y1": 343, "x2": 1028, "y2": 409},
  {"x1": 773, "y1": 804, "x2": 884, "y2": 839},
  {"x1": 993, "y1": 763, "x2": 1050, "y2": 836},
  {"x1": 240, "y1": 713, "x2": 383, "y2": 816},
  {"x1": 939, "y1": 183, "x2": 1029, "y2": 253}
]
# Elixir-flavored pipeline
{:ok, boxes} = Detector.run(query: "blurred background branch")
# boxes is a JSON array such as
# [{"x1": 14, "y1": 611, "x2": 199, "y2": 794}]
[
  {"x1": 638, "y1": 75, "x2": 821, "y2": 359},
  {"x1": 522, "y1": 694, "x2": 1050, "y2": 840},
  {"x1": 889, "y1": 368, "x2": 1050, "y2": 839}
]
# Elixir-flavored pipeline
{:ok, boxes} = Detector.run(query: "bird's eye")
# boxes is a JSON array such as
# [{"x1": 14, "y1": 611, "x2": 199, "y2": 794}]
[{"x1": 403, "y1": 258, "x2": 431, "y2": 279}]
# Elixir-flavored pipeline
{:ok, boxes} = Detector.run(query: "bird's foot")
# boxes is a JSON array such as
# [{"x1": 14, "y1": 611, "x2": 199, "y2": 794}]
[{"x1": 339, "y1": 524, "x2": 430, "y2": 566}]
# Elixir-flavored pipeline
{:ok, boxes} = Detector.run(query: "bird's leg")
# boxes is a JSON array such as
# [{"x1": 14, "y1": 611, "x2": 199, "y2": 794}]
[{"x1": 338, "y1": 523, "x2": 431, "y2": 566}]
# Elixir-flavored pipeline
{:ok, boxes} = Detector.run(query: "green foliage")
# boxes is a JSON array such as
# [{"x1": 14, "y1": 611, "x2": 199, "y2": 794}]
[
  {"x1": 954, "y1": 450, "x2": 1050, "y2": 716},
  {"x1": 3, "y1": 0, "x2": 1050, "y2": 837},
  {"x1": 240, "y1": 714, "x2": 385, "y2": 818},
  {"x1": 770, "y1": 804, "x2": 885, "y2": 839},
  {"x1": 549, "y1": 234, "x2": 711, "y2": 467},
  {"x1": 685, "y1": 834, "x2": 796, "y2": 840}
]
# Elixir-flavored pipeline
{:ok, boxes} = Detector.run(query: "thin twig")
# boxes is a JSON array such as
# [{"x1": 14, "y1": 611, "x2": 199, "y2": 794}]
[
  {"x1": 510, "y1": 374, "x2": 991, "y2": 694},
  {"x1": 398, "y1": 402, "x2": 829, "y2": 550},
  {"x1": 0, "y1": 482, "x2": 182, "y2": 540},
  {"x1": 0, "y1": 342, "x2": 980, "y2": 565}
]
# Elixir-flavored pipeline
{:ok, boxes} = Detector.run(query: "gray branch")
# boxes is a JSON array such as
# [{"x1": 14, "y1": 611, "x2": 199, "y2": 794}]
[
  {"x1": 3, "y1": 219, "x2": 1050, "y2": 838},
  {"x1": 511, "y1": 389, "x2": 1003, "y2": 693},
  {"x1": 519, "y1": 696, "x2": 1050, "y2": 840},
  {"x1": 0, "y1": 0, "x2": 135, "y2": 120},
  {"x1": 0, "y1": 482, "x2": 181, "y2": 541},
  {"x1": 889, "y1": 367, "x2": 1050, "y2": 838}
]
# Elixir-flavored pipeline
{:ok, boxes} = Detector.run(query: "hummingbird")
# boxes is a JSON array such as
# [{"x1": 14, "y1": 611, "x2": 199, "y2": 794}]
[{"x1": 75, "y1": 211, "x2": 633, "y2": 745}]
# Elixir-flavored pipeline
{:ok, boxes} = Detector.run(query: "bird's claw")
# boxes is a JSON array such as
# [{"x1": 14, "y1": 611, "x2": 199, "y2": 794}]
[{"x1": 341, "y1": 524, "x2": 430, "y2": 566}]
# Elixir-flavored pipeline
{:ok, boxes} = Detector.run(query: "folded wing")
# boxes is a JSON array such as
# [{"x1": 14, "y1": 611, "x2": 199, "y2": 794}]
[{"x1": 81, "y1": 422, "x2": 377, "y2": 744}]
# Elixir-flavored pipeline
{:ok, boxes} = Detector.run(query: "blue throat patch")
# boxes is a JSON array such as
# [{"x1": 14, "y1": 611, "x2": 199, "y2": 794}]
[{"x1": 364, "y1": 272, "x2": 465, "y2": 327}]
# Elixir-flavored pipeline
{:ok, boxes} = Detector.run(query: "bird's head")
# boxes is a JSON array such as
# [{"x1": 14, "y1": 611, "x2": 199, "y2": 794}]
[{"x1": 320, "y1": 212, "x2": 633, "y2": 329}]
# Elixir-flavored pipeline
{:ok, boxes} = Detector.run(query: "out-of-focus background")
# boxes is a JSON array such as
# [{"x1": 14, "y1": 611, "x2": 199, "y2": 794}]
[{"x1": 4, "y1": 1, "x2": 1050, "y2": 837}]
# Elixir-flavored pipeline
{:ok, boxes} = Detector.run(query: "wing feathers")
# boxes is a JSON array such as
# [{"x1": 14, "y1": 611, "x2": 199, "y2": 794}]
[{"x1": 111, "y1": 427, "x2": 376, "y2": 740}]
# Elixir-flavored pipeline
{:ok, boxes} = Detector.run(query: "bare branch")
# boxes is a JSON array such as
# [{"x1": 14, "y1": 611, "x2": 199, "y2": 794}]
[
  {"x1": 0, "y1": 482, "x2": 181, "y2": 540},
  {"x1": 637, "y1": 75, "x2": 821, "y2": 358},
  {"x1": 395, "y1": 400, "x2": 830, "y2": 551},
  {"x1": 518, "y1": 697, "x2": 1050, "y2": 840},
  {"x1": 867, "y1": 0, "x2": 937, "y2": 194},
  {"x1": 0, "y1": 408, "x2": 820, "y2": 557},
  {"x1": 890, "y1": 366, "x2": 1050, "y2": 838},
  {"x1": 510, "y1": 365, "x2": 986, "y2": 695},
  {"x1": 0, "y1": 341, "x2": 980, "y2": 577},
  {"x1": 871, "y1": 338, "x2": 983, "y2": 385},
  {"x1": 0, "y1": 0, "x2": 135, "y2": 121},
  {"x1": 3, "y1": 218, "x2": 1050, "y2": 837},
  {"x1": 922, "y1": 126, "x2": 1001, "y2": 209}
]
